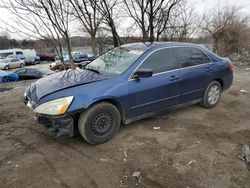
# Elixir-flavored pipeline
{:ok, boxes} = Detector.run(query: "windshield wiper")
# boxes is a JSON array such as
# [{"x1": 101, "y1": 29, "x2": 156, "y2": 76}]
[{"x1": 85, "y1": 68, "x2": 100, "y2": 74}]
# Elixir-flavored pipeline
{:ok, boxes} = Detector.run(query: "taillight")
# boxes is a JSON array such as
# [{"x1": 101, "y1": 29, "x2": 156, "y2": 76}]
[{"x1": 229, "y1": 64, "x2": 235, "y2": 71}]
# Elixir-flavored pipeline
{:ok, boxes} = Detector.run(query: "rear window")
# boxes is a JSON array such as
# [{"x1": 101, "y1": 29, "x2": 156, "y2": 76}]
[
  {"x1": 176, "y1": 47, "x2": 211, "y2": 68},
  {"x1": 26, "y1": 69, "x2": 38, "y2": 75}
]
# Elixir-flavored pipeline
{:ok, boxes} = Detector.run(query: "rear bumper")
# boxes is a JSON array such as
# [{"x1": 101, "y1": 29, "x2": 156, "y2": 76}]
[
  {"x1": 222, "y1": 72, "x2": 233, "y2": 91},
  {"x1": 35, "y1": 114, "x2": 75, "y2": 137}
]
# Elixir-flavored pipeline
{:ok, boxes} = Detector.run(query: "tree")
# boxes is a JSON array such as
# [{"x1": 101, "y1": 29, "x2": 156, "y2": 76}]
[
  {"x1": 202, "y1": 5, "x2": 249, "y2": 55},
  {"x1": 162, "y1": 0, "x2": 201, "y2": 42},
  {"x1": 69, "y1": 0, "x2": 103, "y2": 55},
  {"x1": 123, "y1": 0, "x2": 182, "y2": 42},
  {"x1": 0, "y1": 0, "x2": 73, "y2": 64},
  {"x1": 97, "y1": 0, "x2": 121, "y2": 47}
]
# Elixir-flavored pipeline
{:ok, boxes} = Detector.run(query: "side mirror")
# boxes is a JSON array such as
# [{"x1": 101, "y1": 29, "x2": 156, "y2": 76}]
[{"x1": 132, "y1": 69, "x2": 153, "y2": 79}]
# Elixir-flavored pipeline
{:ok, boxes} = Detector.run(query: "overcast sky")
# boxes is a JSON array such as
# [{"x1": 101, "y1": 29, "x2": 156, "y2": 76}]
[{"x1": 0, "y1": 0, "x2": 250, "y2": 39}]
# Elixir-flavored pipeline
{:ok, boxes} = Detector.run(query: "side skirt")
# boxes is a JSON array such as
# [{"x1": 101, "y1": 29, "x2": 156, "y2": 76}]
[{"x1": 124, "y1": 99, "x2": 202, "y2": 124}]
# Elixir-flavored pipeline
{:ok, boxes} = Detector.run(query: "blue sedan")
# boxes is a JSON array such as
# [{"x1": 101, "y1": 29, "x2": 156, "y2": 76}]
[
  {"x1": 0, "y1": 70, "x2": 19, "y2": 83},
  {"x1": 24, "y1": 42, "x2": 234, "y2": 144}
]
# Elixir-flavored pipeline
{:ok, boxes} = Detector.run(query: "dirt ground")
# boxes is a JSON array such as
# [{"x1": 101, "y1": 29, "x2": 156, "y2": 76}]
[{"x1": 0, "y1": 67, "x2": 250, "y2": 188}]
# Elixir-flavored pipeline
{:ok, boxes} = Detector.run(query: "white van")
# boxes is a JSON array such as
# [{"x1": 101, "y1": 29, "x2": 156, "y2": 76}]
[
  {"x1": 0, "y1": 49, "x2": 24, "y2": 59},
  {"x1": 0, "y1": 49, "x2": 38, "y2": 64}
]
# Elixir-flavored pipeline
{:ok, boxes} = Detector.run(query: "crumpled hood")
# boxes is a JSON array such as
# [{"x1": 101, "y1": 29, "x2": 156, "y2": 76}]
[{"x1": 27, "y1": 69, "x2": 108, "y2": 103}]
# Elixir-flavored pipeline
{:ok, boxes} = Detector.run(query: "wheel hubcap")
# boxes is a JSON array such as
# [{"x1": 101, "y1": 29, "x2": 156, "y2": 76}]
[
  {"x1": 208, "y1": 85, "x2": 220, "y2": 105},
  {"x1": 91, "y1": 112, "x2": 113, "y2": 136}
]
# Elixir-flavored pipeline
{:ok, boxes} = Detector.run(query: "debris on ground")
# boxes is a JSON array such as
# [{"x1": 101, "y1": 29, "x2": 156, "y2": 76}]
[
  {"x1": 100, "y1": 158, "x2": 109, "y2": 162},
  {"x1": 132, "y1": 171, "x2": 141, "y2": 178},
  {"x1": 132, "y1": 171, "x2": 143, "y2": 184},
  {"x1": 240, "y1": 89, "x2": 248, "y2": 93},
  {"x1": 6, "y1": 161, "x2": 12, "y2": 165},
  {"x1": 153, "y1": 127, "x2": 161, "y2": 130},
  {"x1": 123, "y1": 151, "x2": 128, "y2": 158},
  {"x1": 239, "y1": 145, "x2": 250, "y2": 170},
  {"x1": 188, "y1": 160, "x2": 197, "y2": 165}
]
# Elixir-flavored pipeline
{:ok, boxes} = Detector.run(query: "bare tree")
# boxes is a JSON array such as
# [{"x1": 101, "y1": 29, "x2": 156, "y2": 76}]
[
  {"x1": 123, "y1": 0, "x2": 182, "y2": 42},
  {"x1": 162, "y1": 0, "x2": 201, "y2": 42},
  {"x1": 97, "y1": 0, "x2": 121, "y2": 47},
  {"x1": 0, "y1": 0, "x2": 73, "y2": 64},
  {"x1": 202, "y1": 5, "x2": 248, "y2": 55},
  {"x1": 69, "y1": 0, "x2": 103, "y2": 55}
]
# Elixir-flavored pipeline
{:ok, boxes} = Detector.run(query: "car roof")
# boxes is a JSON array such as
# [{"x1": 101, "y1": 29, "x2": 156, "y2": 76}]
[{"x1": 121, "y1": 42, "x2": 207, "y2": 51}]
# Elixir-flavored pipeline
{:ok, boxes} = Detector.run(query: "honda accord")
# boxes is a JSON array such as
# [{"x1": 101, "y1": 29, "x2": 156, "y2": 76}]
[{"x1": 24, "y1": 42, "x2": 234, "y2": 144}]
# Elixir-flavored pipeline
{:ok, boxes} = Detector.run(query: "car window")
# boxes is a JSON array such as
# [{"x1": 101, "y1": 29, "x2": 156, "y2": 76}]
[
  {"x1": 26, "y1": 69, "x2": 38, "y2": 75},
  {"x1": 139, "y1": 48, "x2": 177, "y2": 74},
  {"x1": 16, "y1": 69, "x2": 26, "y2": 74},
  {"x1": 11, "y1": 59, "x2": 18, "y2": 63},
  {"x1": 16, "y1": 51, "x2": 23, "y2": 55},
  {"x1": 176, "y1": 47, "x2": 211, "y2": 68}
]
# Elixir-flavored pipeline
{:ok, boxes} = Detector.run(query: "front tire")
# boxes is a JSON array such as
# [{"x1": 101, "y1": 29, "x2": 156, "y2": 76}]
[
  {"x1": 20, "y1": 63, "x2": 25, "y2": 68},
  {"x1": 200, "y1": 81, "x2": 222, "y2": 108},
  {"x1": 78, "y1": 102, "x2": 121, "y2": 144}
]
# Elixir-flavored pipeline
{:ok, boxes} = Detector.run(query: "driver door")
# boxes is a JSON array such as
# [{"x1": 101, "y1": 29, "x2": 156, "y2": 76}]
[{"x1": 127, "y1": 48, "x2": 181, "y2": 118}]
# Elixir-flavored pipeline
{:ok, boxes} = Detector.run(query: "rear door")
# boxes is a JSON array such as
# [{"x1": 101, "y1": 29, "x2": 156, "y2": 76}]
[
  {"x1": 11, "y1": 59, "x2": 19, "y2": 68},
  {"x1": 128, "y1": 47, "x2": 181, "y2": 117},
  {"x1": 26, "y1": 69, "x2": 39, "y2": 79},
  {"x1": 176, "y1": 47, "x2": 216, "y2": 103}
]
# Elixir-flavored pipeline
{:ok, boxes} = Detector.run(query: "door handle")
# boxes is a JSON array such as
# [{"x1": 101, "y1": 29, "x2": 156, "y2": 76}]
[
  {"x1": 169, "y1": 75, "x2": 180, "y2": 81},
  {"x1": 206, "y1": 67, "x2": 214, "y2": 72}
]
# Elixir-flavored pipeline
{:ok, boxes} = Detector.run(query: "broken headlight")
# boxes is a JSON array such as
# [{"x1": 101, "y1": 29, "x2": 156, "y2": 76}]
[{"x1": 34, "y1": 96, "x2": 74, "y2": 115}]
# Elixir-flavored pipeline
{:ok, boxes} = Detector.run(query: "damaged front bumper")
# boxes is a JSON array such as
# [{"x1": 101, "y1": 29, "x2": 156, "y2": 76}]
[{"x1": 35, "y1": 114, "x2": 75, "y2": 137}]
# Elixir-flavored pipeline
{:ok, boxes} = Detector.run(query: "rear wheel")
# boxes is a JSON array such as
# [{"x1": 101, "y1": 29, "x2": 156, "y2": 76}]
[
  {"x1": 78, "y1": 102, "x2": 121, "y2": 144},
  {"x1": 200, "y1": 81, "x2": 222, "y2": 108},
  {"x1": 20, "y1": 63, "x2": 25, "y2": 68},
  {"x1": 4, "y1": 65, "x2": 10, "y2": 70}
]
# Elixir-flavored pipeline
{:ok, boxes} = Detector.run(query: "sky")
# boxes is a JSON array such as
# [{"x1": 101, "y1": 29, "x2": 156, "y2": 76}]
[{"x1": 0, "y1": 0, "x2": 250, "y2": 39}]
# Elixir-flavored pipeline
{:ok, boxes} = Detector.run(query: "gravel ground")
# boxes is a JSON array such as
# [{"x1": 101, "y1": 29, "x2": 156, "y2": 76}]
[{"x1": 0, "y1": 67, "x2": 250, "y2": 188}]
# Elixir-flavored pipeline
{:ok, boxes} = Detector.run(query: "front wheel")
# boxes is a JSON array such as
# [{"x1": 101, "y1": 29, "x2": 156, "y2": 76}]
[
  {"x1": 20, "y1": 63, "x2": 25, "y2": 68},
  {"x1": 78, "y1": 102, "x2": 121, "y2": 144},
  {"x1": 200, "y1": 81, "x2": 222, "y2": 108}
]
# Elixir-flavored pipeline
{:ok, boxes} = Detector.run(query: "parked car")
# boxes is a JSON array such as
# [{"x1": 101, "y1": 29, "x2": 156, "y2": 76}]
[
  {"x1": 0, "y1": 70, "x2": 19, "y2": 83},
  {"x1": 39, "y1": 54, "x2": 56, "y2": 61},
  {"x1": 15, "y1": 68, "x2": 54, "y2": 80},
  {"x1": 0, "y1": 58, "x2": 25, "y2": 70},
  {"x1": 50, "y1": 55, "x2": 70, "y2": 70},
  {"x1": 24, "y1": 42, "x2": 234, "y2": 144},
  {"x1": 24, "y1": 56, "x2": 41, "y2": 65},
  {"x1": 51, "y1": 54, "x2": 95, "y2": 71},
  {"x1": 73, "y1": 54, "x2": 95, "y2": 63}
]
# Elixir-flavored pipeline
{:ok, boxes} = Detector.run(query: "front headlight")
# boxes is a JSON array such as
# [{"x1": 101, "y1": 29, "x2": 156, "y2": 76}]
[{"x1": 34, "y1": 96, "x2": 74, "y2": 115}]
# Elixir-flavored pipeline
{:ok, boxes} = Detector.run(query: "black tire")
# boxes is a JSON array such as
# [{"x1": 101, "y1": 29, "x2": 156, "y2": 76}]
[
  {"x1": 4, "y1": 65, "x2": 10, "y2": 70},
  {"x1": 20, "y1": 63, "x2": 25, "y2": 68},
  {"x1": 78, "y1": 102, "x2": 121, "y2": 144},
  {"x1": 200, "y1": 81, "x2": 222, "y2": 109}
]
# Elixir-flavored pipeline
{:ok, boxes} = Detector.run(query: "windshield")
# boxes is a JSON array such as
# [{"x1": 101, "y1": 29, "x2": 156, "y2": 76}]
[{"x1": 85, "y1": 47, "x2": 144, "y2": 76}]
